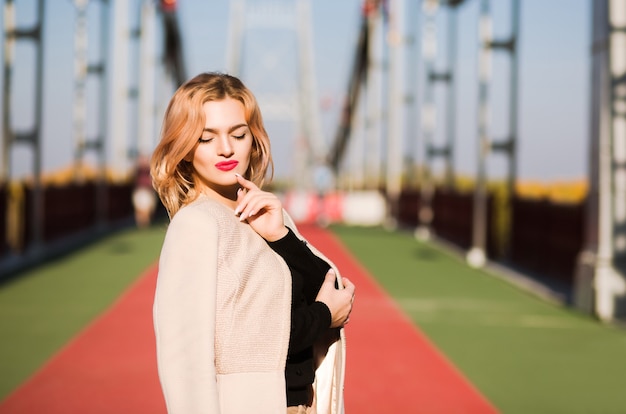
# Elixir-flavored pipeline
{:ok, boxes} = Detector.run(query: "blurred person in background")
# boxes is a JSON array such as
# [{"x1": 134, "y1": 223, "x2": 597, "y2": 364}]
[
  {"x1": 132, "y1": 154, "x2": 157, "y2": 228},
  {"x1": 150, "y1": 72, "x2": 354, "y2": 414}
]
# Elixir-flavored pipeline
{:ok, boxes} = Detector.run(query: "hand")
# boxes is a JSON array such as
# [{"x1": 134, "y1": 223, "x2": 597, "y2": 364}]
[
  {"x1": 234, "y1": 174, "x2": 288, "y2": 242},
  {"x1": 316, "y1": 269, "x2": 355, "y2": 328}
]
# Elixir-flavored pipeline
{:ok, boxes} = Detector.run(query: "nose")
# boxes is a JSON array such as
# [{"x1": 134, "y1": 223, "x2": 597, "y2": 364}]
[{"x1": 216, "y1": 135, "x2": 234, "y2": 157}]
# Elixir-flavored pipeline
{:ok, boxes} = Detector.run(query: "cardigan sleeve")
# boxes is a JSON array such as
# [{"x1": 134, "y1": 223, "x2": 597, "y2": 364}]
[{"x1": 153, "y1": 206, "x2": 220, "y2": 414}]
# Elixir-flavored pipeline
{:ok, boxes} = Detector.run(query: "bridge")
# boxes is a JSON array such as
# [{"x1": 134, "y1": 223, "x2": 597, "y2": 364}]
[{"x1": 0, "y1": 0, "x2": 625, "y2": 325}]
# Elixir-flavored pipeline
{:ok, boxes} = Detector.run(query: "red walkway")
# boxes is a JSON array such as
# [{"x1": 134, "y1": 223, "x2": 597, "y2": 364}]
[{"x1": 0, "y1": 225, "x2": 498, "y2": 413}]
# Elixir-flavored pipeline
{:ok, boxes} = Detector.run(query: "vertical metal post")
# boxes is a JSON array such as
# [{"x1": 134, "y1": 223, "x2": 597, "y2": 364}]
[
  {"x1": 576, "y1": 0, "x2": 626, "y2": 322},
  {"x1": 2, "y1": 0, "x2": 15, "y2": 253},
  {"x1": 227, "y1": 0, "x2": 323, "y2": 189},
  {"x1": 71, "y1": 0, "x2": 109, "y2": 227},
  {"x1": 2, "y1": 0, "x2": 46, "y2": 251},
  {"x1": 594, "y1": 0, "x2": 626, "y2": 320},
  {"x1": 72, "y1": 0, "x2": 89, "y2": 182},
  {"x1": 415, "y1": 0, "x2": 438, "y2": 240},
  {"x1": 467, "y1": 0, "x2": 519, "y2": 266},
  {"x1": 226, "y1": 0, "x2": 244, "y2": 75},
  {"x1": 443, "y1": 3, "x2": 459, "y2": 188},
  {"x1": 426, "y1": 1, "x2": 463, "y2": 190},
  {"x1": 365, "y1": 5, "x2": 383, "y2": 190},
  {"x1": 110, "y1": 0, "x2": 130, "y2": 176},
  {"x1": 350, "y1": 92, "x2": 366, "y2": 190},
  {"x1": 507, "y1": 0, "x2": 520, "y2": 205},
  {"x1": 487, "y1": 0, "x2": 520, "y2": 259},
  {"x1": 296, "y1": 0, "x2": 326, "y2": 187},
  {"x1": 404, "y1": 0, "x2": 420, "y2": 188},
  {"x1": 2, "y1": 0, "x2": 15, "y2": 183},
  {"x1": 385, "y1": 0, "x2": 406, "y2": 228},
  {"x1": 467, "y1": 0, "x2": 491, "y2": 268},
  {"x1": 32, "y1": 0, "x2": 45, "y2": 250},
  {"x1": 609, "y1": 0, "x2": 626, "y2": 266},
  {"x1": 138, "y1": 0, "x2": 157, "y2": 157},
  {"x1": 94, "y1": 0, "x2": 110, "y2": 227}
]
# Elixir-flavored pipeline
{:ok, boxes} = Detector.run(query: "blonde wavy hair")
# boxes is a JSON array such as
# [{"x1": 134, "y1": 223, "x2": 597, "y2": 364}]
[{"x1": 151, "y1": 72, "x2": 273, "y2": 218}]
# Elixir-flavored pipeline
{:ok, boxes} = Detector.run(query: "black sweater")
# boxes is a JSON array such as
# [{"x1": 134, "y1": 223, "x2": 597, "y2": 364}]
[{"x1": 267, "y1": 227, "x2": 332, "y2": 406}]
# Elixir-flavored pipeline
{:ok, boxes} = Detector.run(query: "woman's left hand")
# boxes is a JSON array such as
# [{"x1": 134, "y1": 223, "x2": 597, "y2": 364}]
[{"x1": 234, "y1": 174, "x2": 288, "y2": 242}]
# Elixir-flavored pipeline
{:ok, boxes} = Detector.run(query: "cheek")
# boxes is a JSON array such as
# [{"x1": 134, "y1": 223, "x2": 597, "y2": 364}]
[
  {"x1": 240, "y1": 140, "x2": 253, "y2": 161},
  {"x1": 191, "y1": 145, "x2": 212, "y2": 165}
]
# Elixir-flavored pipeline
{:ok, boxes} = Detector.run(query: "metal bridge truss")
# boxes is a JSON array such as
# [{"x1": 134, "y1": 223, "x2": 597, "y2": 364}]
[
  {"x1": 1, "y1": 0, "x2": 185, "y2": 258},
  {"x1": 467, "y1": 0, "x2": 520, "y2": 268},
  {"x1": 2, "y1": 0, "x2": 46, "y2": 249},
  {"x1": 227, "y1": 0, "x2": 326, "y2": 189},
  {"x1": 575, "y1": 0, "x2": 626, "y2": 321}
]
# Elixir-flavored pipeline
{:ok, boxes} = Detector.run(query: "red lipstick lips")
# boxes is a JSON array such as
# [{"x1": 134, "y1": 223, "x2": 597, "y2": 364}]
[{"x1": 215, "y1": 160, "x2": 239, "y2": 171}]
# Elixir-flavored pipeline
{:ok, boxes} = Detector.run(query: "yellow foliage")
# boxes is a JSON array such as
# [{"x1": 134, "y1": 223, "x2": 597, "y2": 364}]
[
  {"x1": 6, "y1": 181, "x2": 25, "y2": 251},
  {"x1": 516, "y1": 179, "x2": 588, "y2": 203},
  {"x1": 10, "y1": 163, "x2": 132, "y2": 187},
  {"x1": 450, "y1": 176, "x2": 588, "y2": 203}
]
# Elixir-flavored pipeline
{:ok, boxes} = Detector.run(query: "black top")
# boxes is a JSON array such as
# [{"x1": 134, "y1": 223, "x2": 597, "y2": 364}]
[{"x1": 267, "y1": 227, "x2": 332, "y2": 406}]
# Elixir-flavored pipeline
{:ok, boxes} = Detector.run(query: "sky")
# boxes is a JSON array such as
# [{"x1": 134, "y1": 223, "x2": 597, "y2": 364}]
[
  {"x1": 426, "y1": 0, "x2": 590, "y2": 182},
  {"x1": 0, "y1": 0, "x2": 590, "y2": 184}
]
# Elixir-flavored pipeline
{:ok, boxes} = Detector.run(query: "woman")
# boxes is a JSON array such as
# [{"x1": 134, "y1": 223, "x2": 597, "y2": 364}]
[
  {"x1": 131, "y1": 154, "x2": 157, "y2": 228},
  {"x1": 151, "y1": 72, "x2": 354, "y2": 413}
]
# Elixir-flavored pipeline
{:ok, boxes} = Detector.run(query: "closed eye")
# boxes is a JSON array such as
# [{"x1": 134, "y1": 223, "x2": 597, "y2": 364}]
[
  {"x1": 233, "y1": 134, "x2": 246, "y2": 140},
  {"x1": 198, "y1": 137, "x2": 213, "y2": 143}
]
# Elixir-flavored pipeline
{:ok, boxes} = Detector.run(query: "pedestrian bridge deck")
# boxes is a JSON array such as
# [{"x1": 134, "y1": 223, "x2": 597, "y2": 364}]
[{"x1": 0, "y1": 222, "x2": 624, "y2": 413}]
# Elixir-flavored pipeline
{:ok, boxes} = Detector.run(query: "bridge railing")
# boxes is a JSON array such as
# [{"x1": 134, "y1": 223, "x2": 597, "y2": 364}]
[
  {"x1": 396, "y1": 188, "x2": 584, "y2": 300},
  {"x1": 2, "y1": 179, "x2": 585, "y2": 299},
  {"x1": 1, "y1": 181, "x2": 136, "y2": 279},
  {"x1": 509, "y1": 198, "x2": 585, "y2": 289}
]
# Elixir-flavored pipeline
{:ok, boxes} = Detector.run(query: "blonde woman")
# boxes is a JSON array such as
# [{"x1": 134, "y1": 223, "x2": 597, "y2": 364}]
[{"x1": 151, "y1": 72, "x2": 354, "y2": 413}]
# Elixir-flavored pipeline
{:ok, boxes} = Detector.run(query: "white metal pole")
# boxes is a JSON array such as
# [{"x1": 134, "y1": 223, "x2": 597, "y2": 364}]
[
  {"x1": 137, "y1": 0, "x2": 156, "y2": 157},
  {"x1": 593, "y1": 0, "x2": 626, "y2": 321},
  {"x1": 415, "y1": 0, "x2": 438, "y2": 240},
  {"x1": 2, "y1": 0, "x2": 16, "y2": 181},
  {"x1": 109, "y1": 0, "x2": 130, "y2": 177},
  {"x1": 226, "y1": 0, "x2": 244, "y2": 75},
  {"x1": 366, "y1": 7, "x2": 383, "y2": 190},
  {"x1": 467, "y1": 0, "x2": 492, "y2": 269},
  {"x1": 72, "y1": 0, "x2": 89, "y2": 181},
  {"x1": 385, "y1": 0, "x2": 406, "y2": 227},
  {"x1": 351, "y1": 90, "x2": 365, "y2": 189}
]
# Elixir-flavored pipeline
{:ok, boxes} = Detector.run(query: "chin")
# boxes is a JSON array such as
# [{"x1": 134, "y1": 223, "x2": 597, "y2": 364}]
[{"x1": 219, "y1": 179, "x2": 238, "y2": 187}]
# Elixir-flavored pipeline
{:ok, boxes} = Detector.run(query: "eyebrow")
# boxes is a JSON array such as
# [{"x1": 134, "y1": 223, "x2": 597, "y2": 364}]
[{"x1": 202, "y1": 124, "x2": 248, "y2": 134}]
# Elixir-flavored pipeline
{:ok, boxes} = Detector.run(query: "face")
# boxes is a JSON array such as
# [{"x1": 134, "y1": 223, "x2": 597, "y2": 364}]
[{"x1": 190, "y1": 97, "x2": 252, "y2": 201}]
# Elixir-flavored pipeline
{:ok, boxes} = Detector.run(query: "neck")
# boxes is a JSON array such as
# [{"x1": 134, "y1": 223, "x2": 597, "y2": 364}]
[{"x1": 199, "y1": 184, "x2": 238, "y2": 210}]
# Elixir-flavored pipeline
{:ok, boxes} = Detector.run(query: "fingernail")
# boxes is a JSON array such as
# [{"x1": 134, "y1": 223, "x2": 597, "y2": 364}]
[
  {"x1": 239, "y1": 213, "x2": 247, "y2": 221},
  {"x1": 234, "y1": 173, "x2": 242, "y2": 178}
]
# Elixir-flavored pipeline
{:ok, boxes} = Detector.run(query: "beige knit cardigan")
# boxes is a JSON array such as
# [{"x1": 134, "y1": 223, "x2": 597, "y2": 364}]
[{"x1": 153, "y1": 195, "x2": 345, "y2": 414}]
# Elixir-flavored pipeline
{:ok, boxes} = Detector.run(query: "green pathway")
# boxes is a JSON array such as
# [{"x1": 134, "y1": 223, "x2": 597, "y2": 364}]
[
  {"x1": 0, "y1": 224, "x2": 166, "y2": 400},
  {"x1": 331, "y1": 225, "x2": 626, "y2": 414},
  {"x1": 1, "y1": 223, "x2": 626, "y2": 413}
]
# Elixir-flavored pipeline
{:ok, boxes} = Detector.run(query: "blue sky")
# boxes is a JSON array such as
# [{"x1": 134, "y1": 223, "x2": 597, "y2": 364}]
[{"x1": 1, "y1": 0, "x2": 590, "y2": 183}]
